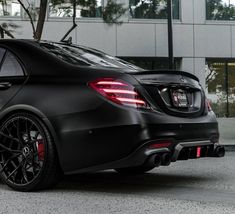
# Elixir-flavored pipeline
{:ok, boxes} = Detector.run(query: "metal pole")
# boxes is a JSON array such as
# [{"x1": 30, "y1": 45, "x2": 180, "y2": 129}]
[
  {"x1": 225, "y1": 61, "x2": 229, "y2": 117},
  {"x1": 167, "y1": 0, "x2": 174, "y2": 69}
]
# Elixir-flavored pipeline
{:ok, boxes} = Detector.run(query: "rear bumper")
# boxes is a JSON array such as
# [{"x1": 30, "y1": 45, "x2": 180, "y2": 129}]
[
  {"x1": 48, "y1": 103, "x2": 221, "y2": 174},
  {"x1": 65, "y1": 140, "x2": 225, "y2": 174}
]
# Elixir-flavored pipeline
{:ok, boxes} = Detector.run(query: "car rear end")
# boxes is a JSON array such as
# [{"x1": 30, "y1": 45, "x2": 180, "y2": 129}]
[
  {"x1": 34, "y1": 42, "x2": 224, "y2": 173},
  {"x1": 132, "y1": 71, "x2": 224, "y2": 164},
  {"x1": 87, "y1": 69, "x2": 225, "y2": 171}
]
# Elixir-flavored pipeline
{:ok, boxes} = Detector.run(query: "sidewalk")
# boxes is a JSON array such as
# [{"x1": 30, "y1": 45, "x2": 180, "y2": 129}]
[
  {"x1": 220, "y1": 139, "x2": 235, "y2": 145},
  {"x1": 217, "y1": 118, "x2": 235, "y2": 151},
  {"x1": 220, "y1": 140, "x2": 235, "y2": 151}
]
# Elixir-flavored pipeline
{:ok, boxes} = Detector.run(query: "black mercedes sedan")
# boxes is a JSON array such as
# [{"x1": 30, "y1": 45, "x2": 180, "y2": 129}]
[{"x1": 0, "y1": 39, "x2": 224, "y2": 191}]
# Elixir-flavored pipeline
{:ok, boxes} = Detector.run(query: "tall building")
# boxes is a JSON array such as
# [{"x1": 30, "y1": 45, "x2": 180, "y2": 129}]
[{"x1": 0, "y1": 0, "x2": 235, "y2": 118}]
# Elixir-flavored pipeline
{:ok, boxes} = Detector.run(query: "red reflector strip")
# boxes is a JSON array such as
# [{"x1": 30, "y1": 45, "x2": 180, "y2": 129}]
[
  {"x1": 197, "y1": 147, "x2": 201, "y2": 158},
  {"x1": 149, "y1": 142, "x2": 172, "y2": 149},
  {"x1": 206, "y1": 99, "x2": 212, "y2": 111}
]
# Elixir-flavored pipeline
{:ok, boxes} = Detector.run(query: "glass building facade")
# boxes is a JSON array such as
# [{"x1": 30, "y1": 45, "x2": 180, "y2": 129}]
[
  {"x1": 0, "y1": 0, "x2": 180, "y2": 19},
  {"x1": 206, "y1": 60, "x2": 235, "y2": 117},
  {"x1": 49, "y1": 0, "x2": 103, "y2": 18},
  {"x1": 1, "y1": 0, "x2": 235, "y2": 21}
]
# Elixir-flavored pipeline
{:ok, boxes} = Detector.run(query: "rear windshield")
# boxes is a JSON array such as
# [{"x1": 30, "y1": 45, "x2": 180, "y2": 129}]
[{"x1": 40, "y1": 42, "x2": 143, "y2": 71}]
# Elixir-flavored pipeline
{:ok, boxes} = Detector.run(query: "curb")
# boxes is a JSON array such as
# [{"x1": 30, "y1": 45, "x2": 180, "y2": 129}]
[{"x1": 224, "y1": 145, "x2": 235, "y2": 152}]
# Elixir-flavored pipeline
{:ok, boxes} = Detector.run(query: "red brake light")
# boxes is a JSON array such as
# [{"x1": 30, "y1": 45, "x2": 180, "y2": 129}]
[
  {"x1": 197, "y1": 147, "x2": 201, "y2": 158},
  {"x1": 89, "y1": 78, "x2": 150, "y2": 109},
  {"x1": 206, "y1": 99, "x2": 212, "y2": 111}
]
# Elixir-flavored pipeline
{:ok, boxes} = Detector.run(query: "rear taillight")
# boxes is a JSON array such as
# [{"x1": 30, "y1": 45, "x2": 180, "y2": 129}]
[
  {"x1": 89, "y1": 78, "x2": 150, "y2": 109},
  {"x1": 206, "y1": 99, "x2": 212, "y2": 111}
]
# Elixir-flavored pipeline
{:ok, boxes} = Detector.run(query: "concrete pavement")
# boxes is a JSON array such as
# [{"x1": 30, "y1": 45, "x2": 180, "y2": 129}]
[
  {"x1": 217, "y1": 118, "x2": 235, "y2": 148},
  {"x1": 0, "y1": 152, "x2": 234, "y2": 214}
]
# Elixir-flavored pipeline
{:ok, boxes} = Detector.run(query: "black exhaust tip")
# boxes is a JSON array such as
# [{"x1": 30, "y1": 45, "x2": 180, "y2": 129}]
[
  {"x1": 146, "y1": 154, "x2": 161, "y2": 168},
  {"x1": 213, "y1": 146, "x2": 225, "y2": 158},
  {"x1": 153, "y1": 155, "x2": 161, "y2": 167},
  {"x1": 161, "y1": 153, "x2": 171, "y2": 166}
]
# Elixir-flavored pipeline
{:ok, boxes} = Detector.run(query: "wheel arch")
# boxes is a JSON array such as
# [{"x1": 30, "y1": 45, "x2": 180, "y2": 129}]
[{"x1": 0, "y1": 104, "x2": 64, "y2": 172}]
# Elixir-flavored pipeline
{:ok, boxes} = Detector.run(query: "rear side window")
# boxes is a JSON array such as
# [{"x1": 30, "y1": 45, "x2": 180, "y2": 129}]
[
  {"x1": 0, "y1": 48, "x2": 6, "y2": 63},
  {"x1": 0, "y1": 51, "x2": 24, "y2": 77},
  {"x1": 40, "y1": 42, "x2": 143, "y2": 71}
]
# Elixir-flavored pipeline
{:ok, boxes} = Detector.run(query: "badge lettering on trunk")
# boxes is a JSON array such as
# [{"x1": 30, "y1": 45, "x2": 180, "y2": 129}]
[{"x1": 171, "y1": 89, "x2": 188, "y2": 108}]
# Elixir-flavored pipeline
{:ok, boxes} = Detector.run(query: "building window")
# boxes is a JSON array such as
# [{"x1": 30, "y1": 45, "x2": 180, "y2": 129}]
[
  {"x1": 206, "y1": 59, "x2": 235, "y2": 117},
  {"x1": 49, "y1": 0, "x2": 103, "y2": 18},
  {"x1": 129, "y1": 0, "x2": 179, "y2": 19},
  {"x1": 0, "y1": 0, "x2": 21, "y2": 17},
  {"x1": 206, "y1": 0, "x2": 235, "y2": 21}
]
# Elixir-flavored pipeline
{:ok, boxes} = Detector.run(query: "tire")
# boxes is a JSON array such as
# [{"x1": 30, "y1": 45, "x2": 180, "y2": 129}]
[
  {"x1": 115, "y1": 166, "x2": 154, "y2": 175},
  {"x1": 0, "y1": 112, "x2": 62, "y2": 191}
]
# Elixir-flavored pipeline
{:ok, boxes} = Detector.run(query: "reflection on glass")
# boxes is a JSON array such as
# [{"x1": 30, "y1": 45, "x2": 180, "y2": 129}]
[
  {"x1": 206, "y1": 0, "x2": 235, "y2": 20},
  {"x1": 206, "y1": 60, "x2": 235, "y2": 117},
  {"x1": 129, "y1": 0, "x2": 179, "y2": 19},
  {"x1": 49, "y1": 0, "x2": 103, "y2": 18},
  {"x1": 206, "y1": 62, "x2": 226, "y2": 117},
  {"x1": 0, "y1": 0, "x2": 20, "y2": 16}
]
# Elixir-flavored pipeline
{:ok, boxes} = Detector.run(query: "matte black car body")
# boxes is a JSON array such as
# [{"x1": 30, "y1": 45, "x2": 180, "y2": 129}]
[{"x1": 0, "y1": 40, "x2": 224, "y2": 190}]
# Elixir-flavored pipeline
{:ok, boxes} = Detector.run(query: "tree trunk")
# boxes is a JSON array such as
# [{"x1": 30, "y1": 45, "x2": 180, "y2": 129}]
[
  {"x1": 60, "y1": 0, "x2": 77, "y2": 42},
  {"x1": 34, "y1": 0, "x2": 48, "y2": 40},
  {"x1": 17, "y1": 0, "x2": 36, "y2": 37}
]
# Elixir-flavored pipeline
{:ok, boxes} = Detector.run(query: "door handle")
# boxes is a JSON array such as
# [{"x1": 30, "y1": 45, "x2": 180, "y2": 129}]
[{"x1": 0, "y1": 82, "x2": 12, "y2": 90}]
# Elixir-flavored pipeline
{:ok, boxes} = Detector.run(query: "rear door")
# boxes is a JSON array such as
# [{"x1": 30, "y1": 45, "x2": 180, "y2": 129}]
[{"x1": 0, "y1": 48, "x2": 27, "y2": 110}]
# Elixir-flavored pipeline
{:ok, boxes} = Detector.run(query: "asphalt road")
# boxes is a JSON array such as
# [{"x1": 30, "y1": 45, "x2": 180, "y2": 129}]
[{"x1": 0, "y1": 152, "x2": 235, "y2": 214}]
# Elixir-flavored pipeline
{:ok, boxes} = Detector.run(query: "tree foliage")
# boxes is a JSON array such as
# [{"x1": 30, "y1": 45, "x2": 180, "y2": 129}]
[
  {"x1": 0, "y1": 0, "x2": 127, "y2": 40},
  {"x1": 130, "y1": 0, "x2": 166, "y2": 19},
  {"x1": 129, "y1": 0, "x2": 179, "y2": 19},
  {"x1": 206, "y1": 0, "x2": 235, "y2": 20},
  {"x1": 0, "y1": 22, "x2": 20, "y2": 38},
  {"x1": 0, "y1": 0, "x2": 21, "y2": 38},
  {"x1": 50, "y1": 0, "x2": 127, "y2": 23},
  {"x1": 103, "y1": 0, "x2": 127, "y2": 25}
]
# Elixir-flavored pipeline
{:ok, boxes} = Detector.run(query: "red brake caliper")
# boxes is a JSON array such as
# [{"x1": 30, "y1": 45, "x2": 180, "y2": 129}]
[{"x1": 37, "y1": 139, "x2": 45, "y2": 161}]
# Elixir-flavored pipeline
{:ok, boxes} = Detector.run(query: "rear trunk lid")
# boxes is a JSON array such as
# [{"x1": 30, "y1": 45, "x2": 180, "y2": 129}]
[{"x1": 130, "y1": 70, "x2": 205, "y2": 118}]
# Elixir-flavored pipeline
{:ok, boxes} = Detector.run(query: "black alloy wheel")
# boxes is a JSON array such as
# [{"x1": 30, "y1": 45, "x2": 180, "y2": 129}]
[{"x1": 0, "y1": 113, "x2": 61, "y2": 191}]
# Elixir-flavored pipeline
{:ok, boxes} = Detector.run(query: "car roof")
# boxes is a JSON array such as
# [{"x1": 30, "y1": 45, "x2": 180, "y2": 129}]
[
  {"x1": 0, "y1": 39, "x2": 199, "y2": 82},
  {"x1": 0, "y1": 39, "x2": 105, "y2": 56},
  {"x1": 0, "y1": 39, "x2": 145, "y2": 76},
  {"x1": 0, "y1": 39, "x2": 106, "y2": 76}
]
